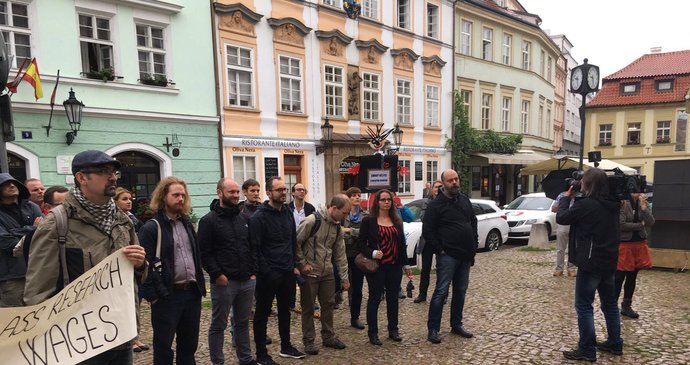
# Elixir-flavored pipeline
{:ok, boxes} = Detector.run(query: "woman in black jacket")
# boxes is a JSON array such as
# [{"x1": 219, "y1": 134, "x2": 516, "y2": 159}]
[
  {"x1": 357, "y1": 189, "x2": 412, "y2": 345},
  {"x1": 556, "y1": 168, "x2": 623, "y2": 361}
]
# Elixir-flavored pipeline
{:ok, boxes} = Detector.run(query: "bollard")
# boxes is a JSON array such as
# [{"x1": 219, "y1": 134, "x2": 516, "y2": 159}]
[{"x1": 528, "y1": 223, "x2": 550, "y2": 249}]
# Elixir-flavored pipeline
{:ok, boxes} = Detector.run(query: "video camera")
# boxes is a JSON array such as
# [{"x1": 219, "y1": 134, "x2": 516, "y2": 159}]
[{"x1": 567, "y1": 168, "x2": 646, "y2": 201}]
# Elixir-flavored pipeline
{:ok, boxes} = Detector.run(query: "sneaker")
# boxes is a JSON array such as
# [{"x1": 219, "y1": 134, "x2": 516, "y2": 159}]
[
  {"x1": 597, "y1": 341, "x2": 623, "y2": 355},
  {"x1": 323, "y1": 338, "x2": 347, "y2": 350},
  {"x1": 257, "y1": 354, "x2": 280, "y2": 365},
  {"x1": 304, "y1": 343, "x2": 319, "y2": 355},
  {"x1": 279, "y1": 345, "x2": 306, "y2": 359},
  {"x1": 563, "y1": 349, "x2": 596, "y2": 362}
]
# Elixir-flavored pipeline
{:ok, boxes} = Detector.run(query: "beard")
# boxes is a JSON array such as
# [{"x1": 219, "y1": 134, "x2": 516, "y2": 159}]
[
  {"x1": 104, "y1": 183, "x2": 117, "y2": 197},
  {"x1": 447, "y1": 185, "x2": 460, "y2": 195},
  {"x1": 221, "y1": 195, "x2": 239, "y2": 207}
]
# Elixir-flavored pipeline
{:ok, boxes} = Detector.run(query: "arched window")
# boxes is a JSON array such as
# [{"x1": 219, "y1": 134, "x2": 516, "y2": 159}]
[{"x1": 114, "y1": 151, "x2": 161, "y2": 221}]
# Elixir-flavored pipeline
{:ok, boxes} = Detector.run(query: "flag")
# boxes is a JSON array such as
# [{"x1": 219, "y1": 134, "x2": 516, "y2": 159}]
[
  {"x1": 21, "y1": 58, "x2": 43, "y2": 100},
  {"x1": 5, "y1": 58, "x2": 29, "y2": 93},
  {"x1": 50, "y1": 70, "x2": 60, "y2": 107}
]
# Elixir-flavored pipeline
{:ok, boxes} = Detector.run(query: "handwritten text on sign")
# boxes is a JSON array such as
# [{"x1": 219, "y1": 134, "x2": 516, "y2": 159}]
[{"x1": 0, "y1": 250, "x2": 136, "y2": 365}]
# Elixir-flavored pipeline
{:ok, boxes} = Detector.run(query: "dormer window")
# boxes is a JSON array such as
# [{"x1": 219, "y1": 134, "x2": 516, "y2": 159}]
[
  {"x1": 656, "y1": 80, "x2": 673, "y2": 92},
  {"x1": 620, "y1": 82, "x2": 639, "y2": 96}
]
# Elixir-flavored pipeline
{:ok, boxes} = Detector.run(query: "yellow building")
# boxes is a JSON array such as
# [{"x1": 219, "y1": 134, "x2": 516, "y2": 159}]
[
  {"x1": 587, "y1": 49, "x2": 690, "y2": 183},
  {"x1": 212, "y1": 0, "x2": 454, "y2": 203}
]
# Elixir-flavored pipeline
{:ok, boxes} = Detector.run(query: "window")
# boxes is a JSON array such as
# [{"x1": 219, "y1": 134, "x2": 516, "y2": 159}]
[
  {"x1": 460, "y1": 20, "x2": 471, "y2": 56},
  {"x1": 396, "y1": 79, "x2": 412, "y2": 125},
  {"x1": 656, "y1": 80, "x2": 673, "y2": 92},
  {"x1": 362, "y1": 0, "x2": 378, "y2": 20},
  {"x1": 599, "y1": 124, "x2": 612, "y2": 145},
  {"x1": 471, "y1": 166, "x2": 481, "y2": 191},
  {"x1": 502, "y1": 33, "x2": 511, "y2": 65},
  {"x1": 79, "y1": 14, "x2": 113, "y2": 74},
  {"x1": 426, "y1": 160, "x2": 438, "y2": 184},
  {"x1": 426, "y1": 84, "x2": 439, "y2": 127},
  {"x1": 362, "y1": 72, "x2": 380, "y2": 121},
  {"x1": 521, "y1": 100, "x2": 529, "y2": 133},
  {"x1": 547, "y1": 57, "x2": 552, "y2": 82},
  {"x1": 627, "y1": 123, "x2": 641, "y2": 145},
  {"x1": 324, "y1": 65, "x2": 344, "y2": 117},
  {"x1": 501, "y1": 97, "x2": 511, "y2": 131},
  {"x1": 656, "y1": 121, "x2": 671, "y2": 143},
  {"x1": 539, "y1": 105, "x2": 543, "y2": 136},
  {"x1": 540, "y1": 50, "x2": 545, "y2": 76},
  {"x1": 461, "y1": 90, "x2": 472, "y2": 121},
  {"x1": 397, "y1": 0, "x2": 410, "y2": 29},
  {"x1": 546, "y1": 108, "x2": 551, "y2": 139},
  {"x1": 232, "y1": 155, "x2": 257, "y2": 193},
  {"x1": 620, "y1": 83, "x2": 639, "y2": 95},
  {"x1": 398, "y1": 159, "x2": 411, "y2": 194},
  {"x1": 482, "y1": 27, "x2": 492, "y2": 61},
  {"x1": 522, "y1": 41, "x2": 531, "y2": 70},
  {"x1": 426, "y1": 3, "x2": 439, "y2": 39},
  {"x1": 136, "y1": 24, "x2": 166, "y2": 80},
  {"x1": 323, "y1": 0, "x2": 341, "y2": 6},
  {"x1": 226, "y1": 45, "x2": 254, "y2": 107},
  {"x1": 279, "y1": 56, "x2": 302, "y2": 112},
  {"x1": 0, "y1": 1, "x2": 30, "y2": 68},
  {"x1": 481, "y1": 93, "x2": 492, "y2": 130}
]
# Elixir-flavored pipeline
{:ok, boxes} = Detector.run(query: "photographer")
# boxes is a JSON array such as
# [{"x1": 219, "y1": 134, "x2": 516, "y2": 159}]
[
  {"x1": 556, "y1": 168, "x2": 623, "y2": 361},
  {"x1": 617, "y1": 192, "x2": 654, "y2": 319}
]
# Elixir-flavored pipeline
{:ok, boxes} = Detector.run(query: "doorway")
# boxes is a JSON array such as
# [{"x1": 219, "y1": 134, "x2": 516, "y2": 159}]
[
  {"x1": 284, "y1": 155, "x2": 302, "y2": 203},
  {"x1": 114, "y1": 151, "x2": 161, "y2": 219}
]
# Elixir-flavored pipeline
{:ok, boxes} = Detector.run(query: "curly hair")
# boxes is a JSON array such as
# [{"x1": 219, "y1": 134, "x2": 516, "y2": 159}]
[{"x1": 149, "y1": 176, "x2": 192, "y2": 215}]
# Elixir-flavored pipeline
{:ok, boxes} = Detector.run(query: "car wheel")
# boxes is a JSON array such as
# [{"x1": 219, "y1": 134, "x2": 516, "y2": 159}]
[
  {"x1": 545, "y1": 223, "x2": 552, "y2": 240},
  {"x1": 485, "y1": 229, "x2": 502, "y2": 251}
]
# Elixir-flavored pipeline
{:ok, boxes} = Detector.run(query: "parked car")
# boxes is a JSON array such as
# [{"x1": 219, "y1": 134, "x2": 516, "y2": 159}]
[
  {"x1": 501, "y1": 192, "x2": 556, "y2": 241},
  {"x1": 402, "y1": 198, "x2": 510, "y2": 266}
]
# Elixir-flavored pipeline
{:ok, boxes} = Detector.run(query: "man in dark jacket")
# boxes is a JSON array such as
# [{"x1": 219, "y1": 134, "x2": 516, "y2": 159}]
[
  {"x1": 0, "y1": 173, "x2": 42, "y2": 307},
  {"x1": 423, "y1": 169, "x2": 478, "y2": 344},
  {"x1": 250, "y1": 176, "x2": 305, "y2": 365},
  {"x1": 199, "y1": 178, "x2": 257, "y2": 365},
  {"x1": 139, "y1": 177, "x2": 206, "y2": 365},
  {"x1": 288, "y1": 183, "x2": 315, "y2": 227},
  {"x1": 556, "y1": 168, "x2": 623, "y2": 361},
  {"x1": 240, "y1": 178, "x2": 262, "y2": 220}
]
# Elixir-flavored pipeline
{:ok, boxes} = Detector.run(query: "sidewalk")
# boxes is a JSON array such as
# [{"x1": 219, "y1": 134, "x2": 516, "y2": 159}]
[{"x1": 134, "y1": 244, "x2": 690, "y2": 364}]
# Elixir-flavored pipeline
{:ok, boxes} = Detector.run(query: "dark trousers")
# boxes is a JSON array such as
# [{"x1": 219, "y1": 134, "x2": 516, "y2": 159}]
[
  {"x1": 78, "y1": 348, "x2": 132, "y2": 365},
  {"x1": 254, "y1": 271, "x2": 295, "y2": 357},
  {"x1": 614, "y1": 270, "x2": 639, "y2": 302},
  {"x1": 151, "y1": 287, "x2": 202, "y2": 365},
  {"x1": 365, "y1": 263, "x2": 403, "y2": 336},
  {"x1": 417, "y1": 242, "x2": 434, "y2": 299},
  {"x1": 574, "y1": 269, "x2": 622, "y2": 355},
  {"x1": 347, "y1": 256, "x2": 365, "y2": 322}
]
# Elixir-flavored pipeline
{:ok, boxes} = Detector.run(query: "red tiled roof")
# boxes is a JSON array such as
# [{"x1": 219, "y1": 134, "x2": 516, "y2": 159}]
[
  {"x1": 605, "y1": 50, "x2": 690, "y2": 80},
  {"x1": 588, "y1": 75, "x2": 690, "y2": 108}
]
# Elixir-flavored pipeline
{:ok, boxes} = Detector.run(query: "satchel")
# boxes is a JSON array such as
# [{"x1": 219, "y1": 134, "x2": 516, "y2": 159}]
[{"x1": 354, "y1": 253, "x2": 380, "y2": 273}]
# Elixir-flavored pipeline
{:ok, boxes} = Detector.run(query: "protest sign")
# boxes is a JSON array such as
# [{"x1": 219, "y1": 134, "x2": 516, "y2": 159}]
[{"x1": 0, "y1": 249, "x2": 136, "y2": 365}]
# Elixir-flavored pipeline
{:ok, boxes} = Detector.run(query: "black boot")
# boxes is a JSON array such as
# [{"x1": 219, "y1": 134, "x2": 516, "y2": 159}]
[{"x1": 620, "y1": 299, "x2": 639, "y2": 319}]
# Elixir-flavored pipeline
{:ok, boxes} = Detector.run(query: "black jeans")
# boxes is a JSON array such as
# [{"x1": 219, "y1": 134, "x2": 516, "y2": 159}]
[
  {"x1": 365, "y1": 263, "x2": 403, "y2": 336},
  {"x1": 254, "y1": 270, "x2": 295, "y2": 357},
  {"x1": 614, "y1": 270, "x2": 638, "y2": 302},
  {"x1": 151, "y1": 287, "x2": 202, "y2": 365},
  {"x1": 417, "y1": 242, "x2": 434, "y2": 299},
  {"x1": 78, "y1": 348, "x2": 132, "y2": 365},
  {"x1": 347, "y1": 256, "x2": 365, "y2": 321}
]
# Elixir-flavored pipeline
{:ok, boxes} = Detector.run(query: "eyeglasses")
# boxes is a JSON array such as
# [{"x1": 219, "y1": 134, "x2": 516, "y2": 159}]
[
  {"x1": 271, "y1": 188, "x2": 288, "y2": 193},
  {"x1": 82, "y1": 168, "x2": 121, "y2": 178},
  {"x1": 379, "y1": 198, "x2": 392, "y2": 202}
]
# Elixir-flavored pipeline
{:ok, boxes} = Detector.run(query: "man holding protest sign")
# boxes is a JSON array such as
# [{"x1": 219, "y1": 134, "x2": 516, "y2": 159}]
[
  {"x1": 24, "y1": 150, "x2": 147, "y2": 364},
  {"x1": 139, "y1": 176, "x2": 206, "y2": 365}
]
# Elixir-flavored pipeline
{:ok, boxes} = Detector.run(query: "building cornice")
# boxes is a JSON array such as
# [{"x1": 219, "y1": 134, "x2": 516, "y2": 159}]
[
  {"x1": 315, "y1": 29, "x2": 353, "y2": 45},
  {"x1": 267, "y1": 17, "x2": 312, "y2": 36},
  {"x1": 421, "y1": 55, "x2": 447, "y2": 67},
  {"x1": 100, "y1": 0, "x2": 182, "y2": 14},
  {"x1": 214, "y1": 2, "x2": 263, "y2": 24},
  {"x1": 390, "y1": 48, "x2": 420, "y2": 61},
  {"x1": 355, "y1": 39, "x2": 388, "y2": 53}
]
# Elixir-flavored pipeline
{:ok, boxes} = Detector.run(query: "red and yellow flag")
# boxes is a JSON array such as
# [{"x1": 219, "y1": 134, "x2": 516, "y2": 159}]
[{"x1": 21, "y1": 58, "x2": 43, "y2": 100}]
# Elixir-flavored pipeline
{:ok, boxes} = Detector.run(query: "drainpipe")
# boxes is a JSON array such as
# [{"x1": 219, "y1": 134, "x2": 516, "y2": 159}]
[
  {"x1": 451, "y1": 0, "x2": 458, "y2": 170},
  {"x1": 210, "y1": 1, "x2": 225, "y2": 176}
]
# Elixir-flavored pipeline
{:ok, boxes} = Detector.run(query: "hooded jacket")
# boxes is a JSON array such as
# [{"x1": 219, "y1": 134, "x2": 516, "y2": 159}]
[
  {"x1": 0, "y1": 173, "x2": 43, "y2": 282},
  {"x1": 198, "y1": 199, "x2": 257, "y2": 282},
  {"x1": 619, "y1": 198, "x2": 654, "y2": 242},
  {"x1": 557, "y1": 195, "x2": 621, "y2": 274},
  {"x1": 295, "y1": 205, "x2": 348, "y2": 284},
  {"x1": 342, "y1": 207, "x2": 367, "y2": 259},
  {"x1": 249, "y1": 201, "x2": 296, "y2": 276}
]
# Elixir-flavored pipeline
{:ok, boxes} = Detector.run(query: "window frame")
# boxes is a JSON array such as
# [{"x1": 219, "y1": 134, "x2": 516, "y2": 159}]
[
  {"x1": 520, "y1": 100, "x2": 530, "y2": 134},
  {"x1": 397, "y1": 0, "x2": 410, "y2": 29},
  {"x1": 425, "y1": 84, "x2": 440, "y2": 128},
  {"x1": 656, "y1": 121, "x2": 671, "y2": 143},
  {"x1": 482, "y1": 27, "x2": 493, "y2": 61},
  {"x1": 362, "y1": 71, "x2": 380, "y2": 121},
  {"x1": 599, "y1": 124, "x2": 613, "y2": 145},
  {"x1": 396, "y1": 78, "x2": 412, "y2": 125},
  {"x1": 501, "y1": 96, "x2": 511, "y2": 132},
  {"x1": 278, "y1": 55, "x2": 303, "y2": 113},
  {"x1": 481, "y1": 93, "x2": 492, "y2": 130},
  {"x1": 136, "y1": 23, "x2": 167, "y2": 81},
  {"x1": 460, "y1": 20, "x2": 472, "y2": 56},
  {"x1": 620, "y1": 82, "x2": 640, "y2": 96},
  {"x1": 627, "y1": 122, "x2": 641, "y2": 145},
  {"x1": 655, "y1": 80, "x2": 673, "y2": 92},
  {"x1": 0, "y1": 0, "x2": 31, "y2": 69},
  {"x1": 426, "y1": 2, "x2": 439, "y2": 39},
  {"x1": 522, "y1": 41, "x2": 531, "y2": 70},
  {"x1": 78, "y1": 12, "x2": 115, "y2": 74},
  {"x1": 502, "y1": 33, "x2": 511, "y2": 66},
  {"x1": 232, "y1": 155, "x2": 258, "y2": 197},
  {"x1": 226, "y1": 44, "x2": 255, "y2": 108},
  {"x1": 361, "y1": 0, "x2": 378, "y2": 20},
  {"x1": 461, "y1": 89, "x2": 472, "y2": 122},
  {"x1": 426, "y1": 160, "x2": 438, "y2": 185},
  {"x1": 398, "y1": 159, "x2": 412, "y2": 194},
  {"x1": 324, "y1": 64, "x2": 344, "y2": 118},
  {"x1": 322, "y1": 0, "x2": 342, "y2": 7}
]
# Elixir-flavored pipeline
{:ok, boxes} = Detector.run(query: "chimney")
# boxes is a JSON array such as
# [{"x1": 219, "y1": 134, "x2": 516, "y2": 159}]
[{"x1": 650, "y1": 47, "x2": 662, "y2": 54}]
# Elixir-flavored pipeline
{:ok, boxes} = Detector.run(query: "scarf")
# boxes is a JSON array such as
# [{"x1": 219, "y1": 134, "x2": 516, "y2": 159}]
[
  {"x1": 349, "y1": 206, "x2": 362, "y2": 224},
  {"x1": 73, "y1": 187, "x2": 118, "y2": 235}
]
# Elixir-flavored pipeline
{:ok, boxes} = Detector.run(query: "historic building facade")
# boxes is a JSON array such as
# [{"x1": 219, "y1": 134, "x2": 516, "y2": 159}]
[{"x1": 550, "y1": 33, "x2": 582, "y2": 157}]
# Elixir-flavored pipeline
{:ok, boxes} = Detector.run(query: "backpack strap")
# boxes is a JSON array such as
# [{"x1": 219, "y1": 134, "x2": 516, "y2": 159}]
[
  {"x1": 308, "y1": 211, "x2": 322, "y2": 262},
  {"x1": 52, "y1": 205, "x2": 70, "y2": 289},
  {"x1": 151, "y1": 219, "x2": 162, "y2": 258}
]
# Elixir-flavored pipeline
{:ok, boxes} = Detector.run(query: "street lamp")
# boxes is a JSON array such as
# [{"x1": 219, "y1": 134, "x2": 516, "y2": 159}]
[
  {"x1": 63, "y1": 88, "x2": 84, "y2": 145},
  {"x1": 391, "y1": 123, "x2": 403, "y2": 153},
  {"x1": 316, "y1": 117, "x2": 334, "y2": 155}
]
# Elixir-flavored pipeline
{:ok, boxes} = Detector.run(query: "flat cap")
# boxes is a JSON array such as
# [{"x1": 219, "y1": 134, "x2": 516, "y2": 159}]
[{"x1": 71, "y1": 150, "x2": 122, "y2": 174}]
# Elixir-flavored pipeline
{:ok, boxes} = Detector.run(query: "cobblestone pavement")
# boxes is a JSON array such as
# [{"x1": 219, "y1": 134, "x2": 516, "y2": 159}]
[{"x1": 134, "y1": 243, "x2": 690, "y2": 364}]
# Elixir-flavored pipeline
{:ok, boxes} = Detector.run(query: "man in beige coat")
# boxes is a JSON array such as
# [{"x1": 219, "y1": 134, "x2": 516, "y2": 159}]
[{"x1": 295, "y1": 194, "x2": 350, "y2": 356}]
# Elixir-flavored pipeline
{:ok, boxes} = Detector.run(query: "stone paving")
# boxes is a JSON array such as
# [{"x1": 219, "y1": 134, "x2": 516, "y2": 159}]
[{"x1": 134, "y1": 243, "x2": 690, "y2": 364}]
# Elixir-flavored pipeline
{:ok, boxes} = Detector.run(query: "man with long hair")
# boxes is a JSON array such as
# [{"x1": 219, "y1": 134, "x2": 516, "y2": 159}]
[{"x1": 139, "y1": 176, "x2": 206, "y2": 365}]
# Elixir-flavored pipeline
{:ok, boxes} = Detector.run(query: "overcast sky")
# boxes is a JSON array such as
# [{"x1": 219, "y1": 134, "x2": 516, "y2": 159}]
[{"x1": 518, "y1": 0, "x2": 690, "y2": 78}]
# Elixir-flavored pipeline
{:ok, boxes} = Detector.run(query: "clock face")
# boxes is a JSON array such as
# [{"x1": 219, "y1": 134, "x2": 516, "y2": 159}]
[
  {"x1": 571, "y1": 68, "x2": 583, "y2": 91},
  {"x1": 587, "y1": 67, "x2": 599, "y2": 90}
]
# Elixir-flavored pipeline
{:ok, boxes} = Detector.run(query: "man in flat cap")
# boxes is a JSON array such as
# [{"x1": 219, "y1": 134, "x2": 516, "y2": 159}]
[
  {"x1": 0, "y1": 173, "x2": 42, "y2": 307},
  {"x1": 24, "y1": 150, "x2": 147, "y2": 364}
]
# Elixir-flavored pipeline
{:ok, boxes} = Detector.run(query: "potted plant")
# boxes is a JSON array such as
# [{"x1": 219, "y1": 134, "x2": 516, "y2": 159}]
[
  {"x1": 86, "y1": 68, "x2": 115, "y2": 82},
  {"x1": 140, "y1": 73, "x2": 170, "y2": 87},
  {"x1": 656, "y1": 136, "x2": 671, "y2": 143},
  {"x1": 599, "y1": 139, "x2": 612, "y2": 146},
  {"x1": 135, "y1": 198, "x2": 155, "y2": 222}
]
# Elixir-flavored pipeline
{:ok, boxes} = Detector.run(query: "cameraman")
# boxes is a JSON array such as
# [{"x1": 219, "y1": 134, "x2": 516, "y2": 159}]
[
  {"x1": 616, "y1": 192, "x2": 654, "y2": 319},
  {"x1": 556, "y1": 168, "x2": 623, "y2": 361}
]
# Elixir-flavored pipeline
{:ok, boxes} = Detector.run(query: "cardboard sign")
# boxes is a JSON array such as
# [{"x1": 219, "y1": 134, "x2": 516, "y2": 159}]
[{"x1": 0, "y1": 250, "x2": 136, "y2": 365}]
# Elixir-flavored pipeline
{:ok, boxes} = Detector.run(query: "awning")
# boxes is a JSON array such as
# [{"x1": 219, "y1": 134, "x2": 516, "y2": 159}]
[
  {"x1": 520, "y1": 157, "x2": 637, "y2": 175},
  {"x1": 473, "y1": 152, "x2": 550, "y2": 165}
]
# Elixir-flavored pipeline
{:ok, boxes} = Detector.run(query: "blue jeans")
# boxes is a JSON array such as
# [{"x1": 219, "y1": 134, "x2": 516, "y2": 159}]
[
  {"x1": 427, "y1": 253, "x2": 471, "y2": 332},
  {"x1": 78, "y1": 349, "x2": 132, "y2": 365},
  {"x1": 365, "y1": 263, "x2": 403, "y2": 336},
  {"x1": 151, "y1": 288, "x2": 202, "y2": 365},
  {"x1": 574, "y1": 269, "x2": 623, "y2": 355},
  {"x1": 209, "y1": 279, "x2": 256, "y2": 365}
]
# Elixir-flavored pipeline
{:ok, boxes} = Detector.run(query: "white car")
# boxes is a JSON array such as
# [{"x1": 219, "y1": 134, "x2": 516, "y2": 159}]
[
  {"x1": 501, "y1": 192, "x2": 557, "y2": 241},
  {"x1": 403, "y1": 198, "x2": 510, "y2": 266}
]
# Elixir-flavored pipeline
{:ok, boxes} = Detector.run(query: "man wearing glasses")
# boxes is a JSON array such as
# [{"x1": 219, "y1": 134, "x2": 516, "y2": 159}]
[
  {"x1": 288, "y1": 184, "x2": 315, "y2": 227},
  {"x1": 24, "y1": 150, "x2": 147, "y2": 364},
  {"x1": 250, "y1": 176, "x2": 305, "y2": 365}
]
